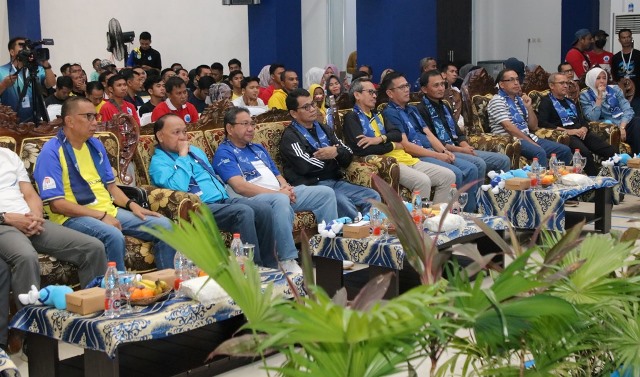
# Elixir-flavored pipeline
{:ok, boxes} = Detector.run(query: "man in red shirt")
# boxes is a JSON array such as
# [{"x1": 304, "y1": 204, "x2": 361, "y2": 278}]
[
  {"x1": 151, "y1": 76, "x2": 199, "y2": 123},
  {"x1": 565, "y1": 29, "x2": 594, "y2": 80},
  {"x1": 587, "y1": 30, "x2": 614, "y2": 75},
  {"x1": 99, "y1": 74, "x2": 140, "y2": 126}
]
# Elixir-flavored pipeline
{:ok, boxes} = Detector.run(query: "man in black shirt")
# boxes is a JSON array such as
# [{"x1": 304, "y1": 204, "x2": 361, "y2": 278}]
[
  {"x1": 138, "y1": 76, "x2": 165, "y2": 117},
  {"x1": 126, "y1": 32, "x2": 162, "y2": 71},
  {"x1": 188, "y1": 76, "x2": 214, "y2": 113},
  {"x1": 537, "y1": 72, "x2": 616, "y2": 175},
  {"x1": 612, "y1": 28, "x2": 640, "y2": 114},
  {"x1": 122, "y1": 69, "x2": 144, "y2": 107},
  {"x1": 45, "y1": 76, "x2": 73, "y2": 107}
]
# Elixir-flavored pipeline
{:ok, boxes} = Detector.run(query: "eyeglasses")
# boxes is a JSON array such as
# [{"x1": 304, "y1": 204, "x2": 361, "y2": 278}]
[
  {"x1": 561, "y1": 69, "x2": 574, "y2": 74},
  {"x1": 359, "y1": 89, "x2": 378, "y2": 96},
  {"x1": 76, "y1": 112, "x2": 98, "y2": 122},
  {"x1": 390, "y1": 83, "x2": 411, "y2": 91},
  {"x1": 297, "y1": 102, "x2": 318, "y2": 111},
  {"x1": 232, "y1": 121, "x2": 257, "y2": 127},
  {"x1": 553, "y1": 81, "x2": 570, "y2": 86},
  {"x1": 500, "y1": 77, "x2": 519, "y2": 83}
]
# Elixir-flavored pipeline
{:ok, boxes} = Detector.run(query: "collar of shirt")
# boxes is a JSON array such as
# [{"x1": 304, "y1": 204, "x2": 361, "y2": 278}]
[{"x1": 166, "y1": 98, "x2": 186, "y2": 111}]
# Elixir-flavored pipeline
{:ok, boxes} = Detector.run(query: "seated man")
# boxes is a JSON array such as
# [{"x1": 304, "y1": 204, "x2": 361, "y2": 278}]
[
  {"x1": 45, "y1": 76, "x2": 73, "y2": 107},
  {"x1": 228, "y1": 70, "x2": 244, "y2": 100},
  {"x1": 86, "y1": 81, "x2": 106, "y2": 113},
  {"x1": 232, "y1": 76, "x2": 268, "y2": 116},
  {"x1": 268, "y1": 70, "x2": 298, "y2": 110},
  {"x1": 151, "y1": 76, "x2": 199, "y2": 123},
  {"x1": 416, "y1": 70, "x2": 511, "y2": 182},
  {"x1": 213, "y1": 108, "x2": 339, "y2": 274},
  {"x1": 0, "y1": 146, "x2": 107, "y2": 350},
  {"x1": 34, "y1": 97, "x2": 177, "y2": 271},
  {"x1": 149, "y1": 114, "x2": 277, "y2": 268},
  {"x1": 538, "y1": 72, "x2": 616, "y2": 176},
  {"x1": 122, "y1": 68, "x2": 145, "y2": 108},
  {"x1": 99, "y1": 74, "x2": 141, "y2": 126},
  {"x1": 139, "y1": 76, "x2": 165, "y2": 117},
  {"x1": 342, "y1": 78, "x2": 455, "y2": 204},
  {"x1": 280, "y1": 88, "x2": 380, "y2": 219},
  {"x1": 488, "y1": 69, "x2": 572, "y2": 167},
  {"x1": 187, "y1": 76, "x2": 214, "y2": 113}
]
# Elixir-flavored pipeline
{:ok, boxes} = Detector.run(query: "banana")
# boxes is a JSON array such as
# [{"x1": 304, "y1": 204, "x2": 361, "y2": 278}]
[
  {"x1": 154, "y1": 280, "x2": 163, "y2": 295},
  {"x1": 157, "y1": 280, "x2": 169, "y2": 291},
  {"x1": 139, "y1": 279, "x2": 156, "y2": 290}
]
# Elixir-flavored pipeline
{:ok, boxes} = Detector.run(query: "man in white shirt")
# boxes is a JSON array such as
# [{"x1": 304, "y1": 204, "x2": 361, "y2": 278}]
[{"x1": 232, "y1": 76, "x2": 267, "y2": 116}]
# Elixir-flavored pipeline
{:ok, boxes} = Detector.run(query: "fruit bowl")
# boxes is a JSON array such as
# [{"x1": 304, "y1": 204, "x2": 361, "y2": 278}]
[
  {"x1": 130, "y1": 288, "x2": 172, "y2": 306},
  {"x1": 129, "y1": 279, "x2": 173, "y2": 306}
]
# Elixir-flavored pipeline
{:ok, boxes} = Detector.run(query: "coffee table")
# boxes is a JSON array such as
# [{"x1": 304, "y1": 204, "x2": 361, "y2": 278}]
[
  {"x1": 600, "y1": 165, "x2": 640, "y2": 196},
  {"x1": 311, "y1": 215, "x2": 508, "y2": 299},
  {"x1": 478, "y1": 176, "x2": 618, "y2": 232},
  {"x1": 9, "y1": 268, "x2": 303, "y2": 377}
]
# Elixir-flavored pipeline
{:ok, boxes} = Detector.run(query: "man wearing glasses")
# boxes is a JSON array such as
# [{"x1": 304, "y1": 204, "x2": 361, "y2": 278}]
[
  {"x1": 488, "y1": 69, "x2": 572, "y2": 167},
  {"x1": 537, "y1": 72, "x2": 616, "y2": 176},
  {"x1": 279, "y1": 88, "x2": 380, "y2": 219},
  {"x1": 213, "y1": 107, "x2": 338, "y2": 274},
  {"x1": 34, "y1": 97, "x2": 178, "y2": 271}
]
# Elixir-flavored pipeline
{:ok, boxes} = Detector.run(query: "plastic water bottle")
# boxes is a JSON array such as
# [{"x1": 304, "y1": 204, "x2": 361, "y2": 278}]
[
  {"x1": 572, "y1": 149, "x2": 583, "y2": 173},
  {"x1": 230, "y1": 233, "x2": 247, "y2": 272},
  {"x1": 411, "y1": 190, "x2": 422, "y2": 227},
  {"x1": 448, "y1": 184, "x2": 461, "y2": 214},
  {"x1": 530, "y1": 158, "x2": 541, "y2": 188},
  {"x1": 549, "y1": 153, "x2": 558, "y2": 177},
  {"x1": 173, "y1": 251, "x2": 188, "y2": 296},
  {"x1": 326, "y1": 95, "x2": 337, "y2": 129},
  {"x1": 104, "y1": 262, "x2": 121, "y2": 318}
]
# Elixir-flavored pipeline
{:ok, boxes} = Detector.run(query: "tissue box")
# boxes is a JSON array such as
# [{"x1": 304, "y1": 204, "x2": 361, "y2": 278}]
[
  {"x1": 505, "y1": 177, "x2": 531, "y2": 190},
  {"x1": 142, "y1": 269, "x2": 176, "y2": 290},
  {"x1": 342, "y1": 224, "x2": 370, "y2": 239},
  {"x1": 66, "y1": 287, "x2": 105, "y2": 315},
  {"x1": 627, "y1": 158, "x2": 640, "y2": 168}
]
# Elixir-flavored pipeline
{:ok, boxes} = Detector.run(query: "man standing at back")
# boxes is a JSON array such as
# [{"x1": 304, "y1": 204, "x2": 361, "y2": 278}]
[
  {"x1": 587, "y1": 30, "x2": 614, "y2": 75},
  {"x1": 565, "y1": 29, "x2": 594, "y2": 80},
  {"x1": 612, "y1": 28, "x2": 640, "y2": 113},
  {"x1": 127, "y1": 32, "x2": 162, "y2": 71}
]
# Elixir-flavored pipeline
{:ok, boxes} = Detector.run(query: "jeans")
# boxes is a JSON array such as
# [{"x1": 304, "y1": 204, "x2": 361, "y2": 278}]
[
  {"x1": 64, "y1": 209, "x2": 176, "y2": 271},
  {"x1": 248, "y1": 185, "x2": 337, "y2": 265},
  {"x1": 473, "y1": 150, "x2": 511, "y2": 174},
  {"x1": 317, "y1": 179, "x2": 380, "y2": 219},
  {"x1": 206, "y1": 197, "x2": 274, "y2": 267},
  {"x1": 567, "y1": 133, "x2": 616, "y2": 176},
  {"x1": 520, "y1": 138, "x2": 572, "y2": 167},
  {"x1": 420, "y1": 156, "x2": 479, "y2": 212}
]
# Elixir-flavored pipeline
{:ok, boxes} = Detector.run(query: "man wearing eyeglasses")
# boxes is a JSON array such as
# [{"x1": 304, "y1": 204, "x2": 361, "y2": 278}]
[
  {"x1": 537, "y1": 72, "x2": 616, "y2": 176},
  {"x1": 34, "y1": 97, "x2": 178, "y2": 271},
  {"x1": 279, "y1": 88, "x2": 380, "y2": 219},
  {"x1": 488, "y1": 69, "x2": 572, "y2": 167},
  {"x1": 213, "y1": 107, "x2": 338, "y2": 274},
  {"x1": 342, "y1": 78, "x2": 455, "y2": 204}
]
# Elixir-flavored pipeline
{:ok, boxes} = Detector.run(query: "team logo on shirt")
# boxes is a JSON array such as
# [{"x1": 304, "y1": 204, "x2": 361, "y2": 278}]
[
  {"x1": 604, "y1": 56, "x2": 611, "y2": 62},
  {"x1": 148, "y1": 56, "x2": 152, "y2": 61},
  {"x1": 185, "y1": 114, "x2": 191, "y2": 123},
  {"x1": 127, "y1": 107, "x2": 132, "y2": 114},
  {"x1": 42, "y1": 177, "x2": 56, "y2": 190}
]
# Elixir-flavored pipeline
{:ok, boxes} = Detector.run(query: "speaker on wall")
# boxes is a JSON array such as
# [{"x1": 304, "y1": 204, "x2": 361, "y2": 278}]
[{"x1": 222, "y1": 0, "x2": 260, "y2": 4}]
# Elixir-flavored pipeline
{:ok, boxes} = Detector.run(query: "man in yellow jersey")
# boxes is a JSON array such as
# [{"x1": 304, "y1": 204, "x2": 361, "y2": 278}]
[
  {"x1": 342, "y1": 78, "x2": 455, "y2": 203},
  {"x1": 33, "y1": 97, "x2": 177, "y2": 271},
  {"x1": 268, "y1": 70, "x2": 298, "y2": 110}
]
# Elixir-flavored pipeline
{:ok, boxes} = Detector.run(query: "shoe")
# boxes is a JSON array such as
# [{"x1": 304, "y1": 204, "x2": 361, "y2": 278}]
[
  {"x1": 6, "y1": 329, "x2": 22, "y2": 355},
  {"x1": 281, "y1": 260, "x2": 303, "y2": 274}
]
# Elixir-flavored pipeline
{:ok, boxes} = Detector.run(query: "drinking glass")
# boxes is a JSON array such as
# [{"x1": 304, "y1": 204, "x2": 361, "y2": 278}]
[
  {"x1": 119, "y1": 272, "x2": 135, "y2": 314},
  {"x1": 580, "y1": 157, "x2": 587, "y2": 175},
  {"x1": 555, "y1": 161, "x2": 566, "y2": 180},
  {"x1": 458, "y1": 192, "x2": 469, "y2": 215},
  {"x1": 370, "y1": 208, "x2": 382, "y2": 239}
]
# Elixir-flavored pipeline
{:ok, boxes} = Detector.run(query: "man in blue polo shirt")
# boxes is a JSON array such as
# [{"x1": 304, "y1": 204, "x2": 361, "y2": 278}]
[
  {"x1": 0, "y1": 37, "x2": 56, "y2": 122},
  {"x1": 213, "y1": 107, "x2": 338, "y2": 274}
]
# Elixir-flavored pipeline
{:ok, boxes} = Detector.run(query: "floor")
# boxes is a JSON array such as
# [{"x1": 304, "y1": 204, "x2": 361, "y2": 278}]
[{"x1": 10, "y1": 195, "x2": 640, "y2": 376}]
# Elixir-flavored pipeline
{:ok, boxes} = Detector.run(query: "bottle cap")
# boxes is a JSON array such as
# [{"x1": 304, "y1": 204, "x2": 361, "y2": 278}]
[
  {"x1": 450, "y1": 183, "x2": 457, "y2": 187},
  {"x1": 413, "y1": 190, "x2": 420, "y2": 195},
  {"x1": 551, "y1": 153, "x2": 556, "y2": 156},
  {"x1": 575, "y1": 149, "x2": 579, "y2": 152},
  {"x1": 533, "y1": 158, "x2": 538, "y2": 160},
  {"x1": 233, "y1": 233, "x2": 240, "y2": 238},
  {"x1": 107, "y1": 261, "x2": 116, "y2": 267}
]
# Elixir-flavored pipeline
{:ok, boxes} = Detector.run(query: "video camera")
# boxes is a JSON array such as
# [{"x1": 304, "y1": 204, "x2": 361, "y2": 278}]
[{"x1": 16, "y1": 38, "x2": 54, "y2": 70}]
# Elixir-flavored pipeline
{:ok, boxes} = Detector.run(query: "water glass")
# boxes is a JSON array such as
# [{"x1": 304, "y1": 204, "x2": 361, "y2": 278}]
[
  {"x1": 119, "y1": 272, "x2": 135, "y2": 314},
  {"x1": 458, "y1": 192, "x2": 469, "y2": 214},
  {"x1": 370, "y1": 208, "x2": 382, "y2": 239}
]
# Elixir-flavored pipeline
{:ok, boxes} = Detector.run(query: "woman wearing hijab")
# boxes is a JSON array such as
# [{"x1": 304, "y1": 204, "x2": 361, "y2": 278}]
[
  {"x1": 308, "y1": 83, "x2": 327, "y2": 119},
  {"x1": 258, "y1": 65, "x2": 271, "y2": 88},
  {"x1": 580, "y1": 67, "x2": 640, "y2": 154},
  {"x1": 304, "y1": 67, "x2": 325, "y2": 89}
]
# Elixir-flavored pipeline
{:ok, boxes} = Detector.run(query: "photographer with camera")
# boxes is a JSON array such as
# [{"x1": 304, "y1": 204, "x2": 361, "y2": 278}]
[{"x1": 0, "y1": 37, "x2": 55, "y2": 123}]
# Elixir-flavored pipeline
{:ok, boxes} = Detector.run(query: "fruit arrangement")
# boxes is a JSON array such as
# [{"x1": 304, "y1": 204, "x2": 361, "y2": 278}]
[
  {"x1": 130, "y1": 279, "x2": 171, "y2": 303},
  {"x1": 541, "y1": 174, "x2": 556, "y2": 187}
]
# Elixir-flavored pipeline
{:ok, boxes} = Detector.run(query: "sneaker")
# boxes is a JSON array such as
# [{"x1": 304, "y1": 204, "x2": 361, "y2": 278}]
[{"x1": 281, "y1": 260, "x2": 303, "y2": 274}]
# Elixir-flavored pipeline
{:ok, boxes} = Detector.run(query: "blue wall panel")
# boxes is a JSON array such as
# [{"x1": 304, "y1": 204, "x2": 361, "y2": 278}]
[
  {"x1": 561, "y1": 0, "x2": 600, "y2": 63},
  {"x1": 7, "y1": 0, "x2": 41, "y2": 42}
]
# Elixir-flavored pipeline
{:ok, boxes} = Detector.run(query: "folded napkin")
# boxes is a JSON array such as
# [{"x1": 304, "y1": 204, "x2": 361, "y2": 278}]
[
  {"x1": 180, "y1": 276, "x2": 229, "y2": 306},
  {"x1": 424, "y1": 213, "x2": 466, "y2": 233},
  {"x1": 561, "y1": 174, "x2": 593, "y2": 187}
]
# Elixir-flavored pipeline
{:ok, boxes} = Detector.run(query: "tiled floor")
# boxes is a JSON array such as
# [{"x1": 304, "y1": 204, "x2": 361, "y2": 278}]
[{"x1": 11, "y1": 195, "x2": 640, "y2": 376}]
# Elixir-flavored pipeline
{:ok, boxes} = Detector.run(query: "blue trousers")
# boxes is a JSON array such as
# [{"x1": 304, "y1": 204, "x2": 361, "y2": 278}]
[
  {"x1": 520, "y1": 138, "x2": 572, "y2": 167},
  {"x1": 64, "y1": 209, "x2": 176, "y2": 271},
  {"x1": 317, "y1": 179, "x2": 380, "y2": 219},
  {"x1": 419, "y1": 156, "x2": 479, "y2": 212},
  {"x1": 247, "y1": 185, "x2": 337, "y2": 266}
]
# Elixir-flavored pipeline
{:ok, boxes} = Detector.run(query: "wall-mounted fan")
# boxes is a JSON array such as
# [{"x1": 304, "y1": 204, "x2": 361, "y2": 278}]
[{"x1": 106, "y1": 18, "x2": 135, "y2": 61}]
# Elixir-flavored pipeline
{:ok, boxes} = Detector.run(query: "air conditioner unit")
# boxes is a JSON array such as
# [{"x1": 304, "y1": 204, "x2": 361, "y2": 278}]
[{"x1": 222, "y1": 0, "x2": 260, "y2": 5}]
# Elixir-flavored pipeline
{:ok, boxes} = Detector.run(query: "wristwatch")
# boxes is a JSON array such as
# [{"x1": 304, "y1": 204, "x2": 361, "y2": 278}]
[{"x1": 0, "y1": 212, "x2": 5, "y2": 225}]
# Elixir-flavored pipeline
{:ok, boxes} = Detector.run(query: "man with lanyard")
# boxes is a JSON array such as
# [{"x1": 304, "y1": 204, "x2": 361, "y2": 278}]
[
  {"x1": 34, "y1": 97, "x2": 176, "y2": 271},
  {"x1": 98, "y1": 74, "x2": 141, "y2": 125},
  {"x1": 612, "y1": 28, "x2": 640, "y2": 114},
  {"x1": 416, "y1": 70, "x2": 511, "y2": 189},
  {"x1": 538, "y1": 72, "x2": 616, "y2": 176},
  {"x1": 564, "y1": 29, "x2": 594, "y2": 80},
  {"x1": 342, "y1": 78, "x2": 455, "y2": 204},
  {"x1": 149, "y1": 114, "x2": 276, "y2": 268},
  {"x1": 279, "y1": 88, "x2": 380, "y2": 219},
  {"x1": 380, "y1": 72, "x2": 478, "y2": 211},
  {"x1": 488, "y1": 69, "x2": 572, "y2": 167},
  {"x1": 0, "y1": 36, "x2": 56, "y2": 122},
  {"x1": 213, "y1": 107, "x2": 338, "y2": 275}
]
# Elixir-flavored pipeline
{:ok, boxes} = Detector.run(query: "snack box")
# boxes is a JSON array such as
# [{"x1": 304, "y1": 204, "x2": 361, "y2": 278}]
[
  {"x1": 342, "y1": 224, "x2": 371, "y2": 239},
  {"x1": 66, "y1": 287, "x2": 106, "y2": 315},
  {"x1": 627, "y1": 158, "x2": 640, "y2": 168},
  {"x1": 142, "y1": 268, "x2": 176, "y2": 290},
  {"x1": 505, "y1": 177, "x2": 531, "y2": 190}
]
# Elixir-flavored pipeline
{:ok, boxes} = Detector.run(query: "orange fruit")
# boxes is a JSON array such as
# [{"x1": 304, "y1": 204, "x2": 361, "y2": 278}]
[
  {"x1": 141, "y1": 288, "x2": 155, "y2": 298},
  {"x1": 198, "y1": 270, "x2": 208, "y2": 277},
  {"x1": 541, "y1": 175, "x2": 554, "y2": 185},
  {"x1": 130, "y1": 288, "x2": 144, "y2": 300}
]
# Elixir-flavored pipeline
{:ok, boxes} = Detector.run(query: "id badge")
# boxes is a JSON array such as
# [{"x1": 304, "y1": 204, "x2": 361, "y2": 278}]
[{"x1": 22, "y1": 96, "x2": 30, "y2": 108}]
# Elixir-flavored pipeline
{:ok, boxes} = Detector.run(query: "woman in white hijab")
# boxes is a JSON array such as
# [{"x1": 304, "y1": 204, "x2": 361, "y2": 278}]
[
  {"x1": 258, "y1": 65, "x2": 271, "y2": 88},
  {"x1": 580, "y1": 67, "x2": 640, "y2": 153},
  {"x1": 304, "y1": 67, "x2": 325, "y2": 89}
]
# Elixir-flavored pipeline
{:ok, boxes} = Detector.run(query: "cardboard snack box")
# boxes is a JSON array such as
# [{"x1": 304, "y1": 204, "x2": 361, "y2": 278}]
[
  {"x1": 66, "y1": 287, "x2": 106, "y2": 315},
  {"x1": 142, "y1": 269, "x2": 176, "y2": 290},
  {"x1": 342, "y1": 224, "x2": 371, "y2": 239},
  {"x1": 627, "y1": 158, "x2": 640, "y2": 168},
  {"x1": 505, "y1": 177, "x2": 531, "y2": 190}
]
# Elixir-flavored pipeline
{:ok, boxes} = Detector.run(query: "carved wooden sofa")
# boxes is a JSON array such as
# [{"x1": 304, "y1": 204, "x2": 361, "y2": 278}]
[{"x1": 0, "y1": 111, "x2": 196, "y2": 288}]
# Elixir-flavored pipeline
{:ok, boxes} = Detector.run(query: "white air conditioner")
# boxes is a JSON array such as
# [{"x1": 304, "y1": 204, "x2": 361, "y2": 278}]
[{"x1": 222, "y1": 0, "x2": 260, "y2": 5}]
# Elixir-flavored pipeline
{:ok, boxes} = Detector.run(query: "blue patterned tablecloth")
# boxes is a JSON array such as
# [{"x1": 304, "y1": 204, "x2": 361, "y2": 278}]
[
  {"x1": 478, "y1": 176, "x2": 618, "y2": 231},
  {"x1": 9, "y1": 268, "x2": 303, "y2": 358},
  {"x1": 310, "y1": 215, "x2": 508, "y2": 270},
  {"x1": 600, "y1": 166, "x2": 640, "y2": 196},
  {"x1": 0, "y1": 349, "x2": 18, "y2": 376}
]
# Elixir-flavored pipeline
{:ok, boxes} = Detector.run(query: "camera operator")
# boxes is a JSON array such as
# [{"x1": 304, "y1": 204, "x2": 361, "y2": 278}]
[{"x1": 0, "y1": 37, "x2": 55, "y2": 122}]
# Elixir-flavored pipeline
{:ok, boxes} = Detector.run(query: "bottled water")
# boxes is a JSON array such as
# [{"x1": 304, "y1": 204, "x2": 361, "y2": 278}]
[
  {"x1": 104, "y1": 262, "x2": 121, "y2": 318},
  {"x1": 530, "y1": 158, "x2": 541, "y2": 188},
  {"x1": 230, "y1": 233, "x2": 247, "y2": 272}
]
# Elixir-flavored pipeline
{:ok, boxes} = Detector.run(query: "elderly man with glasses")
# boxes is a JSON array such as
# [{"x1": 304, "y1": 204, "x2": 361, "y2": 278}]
[
  {"x1": 537, "y1": 72, "x2": 616, "y2": 175},
  {"x1": 488, "y1": 69, "x2": 572, "y2": 167},
  {"x1": 279, "y1": 88, "x2": 380, "y2": 219},
  {"x1": 33, "y1": 96, "x2": 177, "y2": 271}
]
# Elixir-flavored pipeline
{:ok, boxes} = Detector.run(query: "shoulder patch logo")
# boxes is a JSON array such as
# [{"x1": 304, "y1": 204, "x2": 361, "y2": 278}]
[
  {"x1": 42, "y1": 177, "x2": 56, "y2": 190},
  {"x1": 184, "y1": 114, "x2": 191, "y2": 123}
]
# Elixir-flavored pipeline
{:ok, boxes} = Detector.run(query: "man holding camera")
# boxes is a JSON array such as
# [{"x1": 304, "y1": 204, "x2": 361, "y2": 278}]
[{"x1": 0, "y1": 37, "x2": 56, "y2": 122}]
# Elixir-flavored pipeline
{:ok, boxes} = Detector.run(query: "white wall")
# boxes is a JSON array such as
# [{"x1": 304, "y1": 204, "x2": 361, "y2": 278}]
[
  {"x1": 0, "y1": 0, "x2": 8, "y2": 64},
  {"x1": 473, "y1": 0, "x2": 562, "y2": 72},
  {"x1": 38, "y1": 0, "x2": 249, "y2": 76},
  {"x1": 301, "y1": 0, "x2": 328, "y2": 84}
]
